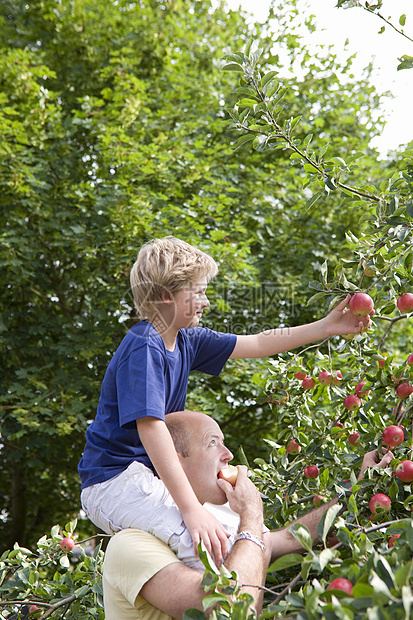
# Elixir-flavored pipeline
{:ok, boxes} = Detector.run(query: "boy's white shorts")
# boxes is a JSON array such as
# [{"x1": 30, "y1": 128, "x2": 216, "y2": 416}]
[{"x1": 81, "y1": 461, "x2": 243, "y2": 572}]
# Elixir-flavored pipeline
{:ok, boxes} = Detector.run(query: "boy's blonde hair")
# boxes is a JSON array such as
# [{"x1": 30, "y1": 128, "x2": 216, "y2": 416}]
[{"x1": 130, "y1": 237, "x2": 218, "y2": 319}]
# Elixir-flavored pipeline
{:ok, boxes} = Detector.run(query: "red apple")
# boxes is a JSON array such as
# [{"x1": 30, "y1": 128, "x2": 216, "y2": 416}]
[
  {"x1": 60, "y1": 537, "x2": 75, "y2": 552},
  {"x1": 369, "y1": 493, "x2": 391, "y2": 515},
  {"x1": 348, "y1": 432, "x2": 360, "y2": 446},
  {"x1": 397, "y1": 293, "x2": 413, "y2": 313},
  {"x1": 327, "y1": 577, "x2": 353, "y2": 596},
  {"x1": 388, "y1": 534, "x2": 401, "y2": 548},
  {"x1": 218, "y1": 464, "x2": 238, "y2": 487},
  {"x1": 378, "y1": 357, "x2": 386, "y2": 368},
  {"x1": 382, "y1": 425, "x2": 404, "y2": 447},
  {"x1": 355, "y1": 382, "x2": 370, "y2": 398},
  {"x1": 318, "y1": 371, "x2": 331, "y2": 385},
  {"x1": 407, "y1": 354, "x2": 413, "y2": 365},
  {"x1": 344, "y1": 394, "x2": 361, "y2": 411},
  {"x1": 302, "y1": 377, "x2": 316, "y2": 390},
  {"x1": 396, "y1": 460, "x2": 413, "y2": 483},
  {"x1": 348, "y1": 292, "x2": 374, "y2": 316},
  {"x1": 286, "y1": 439, "x2": 301, "y2": 455},
  {"x1": 313, "y1": 494, "x2": 325, "y2": 507},
  {"x1": 304, "y1": 465, "x2": 319, "y2": 479},
  {"x1": 29, "y1": 606, "x2": 39, "y2": 614},
  {"x1": 294, "y1": 371, "x2": 307, "y2": 380},
  {"x1": 396, "y1": 382, "x2": 413, "y2": 400}
]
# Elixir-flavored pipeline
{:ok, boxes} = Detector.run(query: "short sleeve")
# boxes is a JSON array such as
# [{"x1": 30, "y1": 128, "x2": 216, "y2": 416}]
[
  {"x1": 188, "y1": 328, "x2": 237, "y2": 376},
  {"x1": 116, "y1": 344, "x2": 166, "y2": 429}
]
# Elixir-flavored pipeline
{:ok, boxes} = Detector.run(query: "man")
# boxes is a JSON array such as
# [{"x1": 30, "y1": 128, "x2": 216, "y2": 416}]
[{"x1": 103, "y1": 411, "x2": 392, "y2": 620}]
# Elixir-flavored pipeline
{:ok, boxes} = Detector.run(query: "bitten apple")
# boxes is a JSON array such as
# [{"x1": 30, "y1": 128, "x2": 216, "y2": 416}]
[
  {"x1": 382, "y1": 424, "x2": 404, "y2": 447},
  {"x1": 60, "y1": 537, "x2": 75, "y2": 552},
  {"x1": 304, "y1": 465, "x2": 319, "y2": 479},
  {"x1": 348, "y1": 292, "x2": 374, "y2": 316},
  {"x1": 327, "y1": 578, "x2": 353, "y2": 596},
  {"x1": 218, "y1": 465, "x2": 238, "y2": 487},
  {"x1": 396, "y1": 460, "x2": 413, "y2": 483},
  {"x1": 397, "y1": 293, "x2": 413, "y2": 313},
  {"x1": 369, "y1": 493, "x2": 391, "y2": 515}
]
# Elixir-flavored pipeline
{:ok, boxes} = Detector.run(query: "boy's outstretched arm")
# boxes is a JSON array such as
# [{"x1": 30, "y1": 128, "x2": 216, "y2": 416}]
[
  {"x1": 230, "y1": 295, "x2": 371, "y2": 359},
  {"x1": 136, "y1": 417, "x2": 229, "y2": 565}
]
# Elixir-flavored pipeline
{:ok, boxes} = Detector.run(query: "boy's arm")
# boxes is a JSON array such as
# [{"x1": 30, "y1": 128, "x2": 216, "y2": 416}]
[
  {"x1": 136, "y1": 416, "x2": 229, "y2": 565},
  {"x1": 229, "y1": 295, "x2": 371, "y2": 359}
]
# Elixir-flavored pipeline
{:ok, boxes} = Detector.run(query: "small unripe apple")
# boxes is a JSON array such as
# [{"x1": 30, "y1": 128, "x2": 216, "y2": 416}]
[
  {"x1": 355, "y1": 382, "x2": 370, "y2": 398},
  {"x1": 60, "y1": 537, "x2": 75, "y2": 552},
  {"x1": 344, "y1": 394, "x2": 361, "y2": 411},
  {"x1": 369, "y1": 493, "x2": 391, "y2": 515},
  {"x1": 313, "y1": 494, "x2": 325, "y2": 507},
  {"x1": 286, "y1": 439, "x2": 301, "y2": 455},
  {"x1": 397, "y1": 293, "x2": 413, "y2": 313},
  {"x1": 348, "y1": 432, "x2": 360, "y2": 446},
  {"x1": 396, "y1": 460, "x2": 413, "y2": 483},
  {"x1": 388, "y1": 534, "x2": 401, "y2": 548},
  {"x1": 396, "y1": 382, "x2": 413, "y2": 400},
  {"x1": 294, "y1": 371, "x2": 307, "y2": 380},
  {"x1": 304, "y1": 465, "x2": 319, "y2": 479},
  {"x1": 318, "y1": 371, "x2": 331, "y2": 385},
  {"x1": 407, "y1": 354, "x2": 413, "y2": 365},
  {"x1": 302, "y1": 377, "x2": 316, "y2": 390},
  {"x1": 218, "y1": 464, "x2": 238, "y2": 487},
  {"x1": 348, "y1": 292, "x2": 374, "y2": 316},
  {"x1": 382, "y1": 424, "x2": 404, "y2": 447},
  {"x1": 327, "y1": 577, "x2": 353, "y2": 596}
]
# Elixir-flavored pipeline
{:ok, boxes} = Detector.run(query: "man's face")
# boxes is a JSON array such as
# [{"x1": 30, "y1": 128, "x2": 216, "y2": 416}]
[
  {"x1": 179, "y1": 414, "x2": 234, "y2": 505},
  {"x1": 172, "y1": 280, "x2": 210, "y2": 329}
]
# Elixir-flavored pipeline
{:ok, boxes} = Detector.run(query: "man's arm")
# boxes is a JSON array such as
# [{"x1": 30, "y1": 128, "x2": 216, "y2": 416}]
[
  {"x1": 230, "y1": 295, "x2": 371, "y2": 359},
  {"x1": 140, "y1": 467, "x2": 266, "y2": 619}
]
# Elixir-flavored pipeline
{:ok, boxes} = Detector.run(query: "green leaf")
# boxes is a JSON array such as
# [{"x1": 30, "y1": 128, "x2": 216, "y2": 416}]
[
  {"x1": 232, "y1": 134, "x2": 255, "y2": 150},
  {"x1": 399, "y1": 14, "x2": 406, "y2": 26},
  {"x1": 268, "y1": 553, "x2": 303, "y2": 572},
  {"x1": 183, "y1": 610, "x2": 207, "y2": 620},
  {"x1": 317, "y1": 504, "x2": 342, "y2": 543},
  {"x1": 289, "y1": 524, "x2": 313, "y2": 553}
]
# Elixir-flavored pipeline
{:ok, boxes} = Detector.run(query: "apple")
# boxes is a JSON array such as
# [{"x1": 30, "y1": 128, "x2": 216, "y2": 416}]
[
  {"x1": 348, "y1": 432, "x2": 360, "y2": 446},
  {"x1": 286, "y1": 439, "x2": 301, "y2": 455},
  {"x1": 218, "y1": 464, "x2": 238, "y2": 487},
  {"x1": 348, "y1": 292, "x2": 374, "y2": 316},
  {"x1": 60, "y1": 537, "x2": 75, "y2": 552},
  {"x1": 369, "y1": 493, "x2": 391, "y2": 515},
  {"x1": 294, "y1": 371, "x2": 307, "y2": 380},
  {"x1": 382, "y1": 424, "x2": 404, "y2": 447},
  {"x1": 378, "y1": 357, "x2": 386, "y2": 368},
  {"x1": 313, "y1": 494, "x2": 325, "y2": 507},
  {"x1": 302, "y1": 377, "x2": 316, "y2": 390},
  {"x1": 397, "y1": 293, "x2": 413, "y2": 313},
  {"x1": 407, "y1": 354, "x2": 413, "y2": 365},
  {"x1": 318, "y1": 371, "x2": 331, "y2": 385},
  {"x1": 362, "y1": 260, "x2": 377, "y2": 277},
  {"x1": 344, "y1": 394, "x2": 361, "y2": 411},
  {"x1": 355, "y1": 382, "x2": 370, "y2": 398},
  {"x1": 29, "y1": 606, "x2": 39, "y2": 614},
  {"x1": 304, "y1": 465, "x2": 319, "y2": 479},
  {"x1": 388, "y1": 534, "x2": 401, "y2": 548},
  {"x1": 396, "y1": 460, "x2": 413, "y2": 483},
  {"x1": 327, "y1": 577, "x2": 353, "y2": 596},
  {"x1": 396, "y1": 382, "x2": 413, "y2": 400},
  {"x1": 332, "y1": 370, "x2": 343, "y2": 385}
]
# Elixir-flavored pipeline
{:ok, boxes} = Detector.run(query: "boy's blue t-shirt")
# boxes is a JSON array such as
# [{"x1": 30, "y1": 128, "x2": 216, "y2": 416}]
[{"x1": 78, "y1": 321, "x2": 237, "y2": 490}]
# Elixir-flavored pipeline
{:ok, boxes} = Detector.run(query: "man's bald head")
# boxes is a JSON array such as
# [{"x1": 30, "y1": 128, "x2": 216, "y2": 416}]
[{"x1": 165, "y1": 411, "x2": 209, "y2": 457}]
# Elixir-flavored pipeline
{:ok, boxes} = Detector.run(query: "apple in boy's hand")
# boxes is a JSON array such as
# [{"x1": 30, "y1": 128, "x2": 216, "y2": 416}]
[{"x1": 218, "y1": 465, "x2": 238, "y2": 486}]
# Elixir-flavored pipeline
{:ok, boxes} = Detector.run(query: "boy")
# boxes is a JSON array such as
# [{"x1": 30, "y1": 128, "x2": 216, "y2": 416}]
[{"x1": 78, "y1": 236, "x2": 370, "y2": 567}]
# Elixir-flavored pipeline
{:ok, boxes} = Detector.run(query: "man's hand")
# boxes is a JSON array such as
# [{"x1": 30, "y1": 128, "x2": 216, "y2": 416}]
[
  {"x1": 182, "y1": 503, "x2": 230, "y2": 566},
  {"x1": 323, "y1": 294, "x2": 372, "y2": 337},
  {"x1": 217, "y1": 466, "x2": 263, "y2": 524},
  {"x1": 357, "y1": 447, "x2": 394, "y2": 480}
]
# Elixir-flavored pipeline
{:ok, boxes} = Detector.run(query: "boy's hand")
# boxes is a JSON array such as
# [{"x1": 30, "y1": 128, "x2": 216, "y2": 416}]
[
  {"x1": 182, "y1": 504, "x2": 230, "y2": 566},
  {"x1": 324, "y1": 294, "x2": 372, "y2": 337}
]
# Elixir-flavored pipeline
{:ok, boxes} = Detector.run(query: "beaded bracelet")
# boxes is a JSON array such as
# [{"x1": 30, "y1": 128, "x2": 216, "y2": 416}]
[{"x1": 234, "y1": 531, "x2": 265, "y2": 551}]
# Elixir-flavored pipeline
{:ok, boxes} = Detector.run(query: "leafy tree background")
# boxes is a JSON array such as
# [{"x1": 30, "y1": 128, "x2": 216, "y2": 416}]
[{"x1": 0, "y1": 0, "x2": 406, "y2": 554}]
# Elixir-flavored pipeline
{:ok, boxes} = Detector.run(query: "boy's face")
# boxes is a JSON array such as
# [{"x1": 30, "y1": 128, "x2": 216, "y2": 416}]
[{"x1": 172, "y1": 279, "x2": 210, "y2": 329}]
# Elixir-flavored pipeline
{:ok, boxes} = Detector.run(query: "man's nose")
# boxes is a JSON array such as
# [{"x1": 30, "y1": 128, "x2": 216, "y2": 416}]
[{"x1": 222, "y1": 446, "x2": 233, "y2": 462}]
